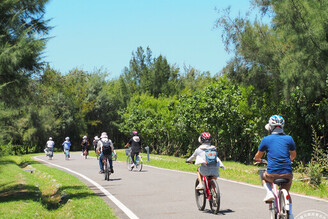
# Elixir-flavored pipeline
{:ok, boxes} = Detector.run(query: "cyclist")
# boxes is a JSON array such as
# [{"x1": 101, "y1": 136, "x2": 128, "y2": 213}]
[
  {"x1": 81, "y1": 136, "x2": 90, "y2": 156},
  {"x1": 124, "y1": 130, "x2": 142, "y2": 170},
  {"x1": 186, "y1": 132, "x2": 225, "y2": 190},
  {"x1": 253, "y1": 115, "x2": 296, "y2": 217},
  {"x1": 62, "y1": 137, "x2": 71, "y2": 158},
  {"x1": 44, "y1": 137, "x2": 55, "y2": 157},
  {"x1": 93, "y1": 136, "x2": 100, "y2": 154},
  {"x1": 96, "y1": 132, "x2": 114, "y2": 174}
]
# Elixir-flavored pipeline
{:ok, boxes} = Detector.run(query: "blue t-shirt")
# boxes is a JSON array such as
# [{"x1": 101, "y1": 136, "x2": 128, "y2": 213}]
[
  {"x1": 259, "y1": 134, "x2": 296, "y2": 174},
  {"x1": 63, "y1": 141, "x2": 71, "y2": 150}
]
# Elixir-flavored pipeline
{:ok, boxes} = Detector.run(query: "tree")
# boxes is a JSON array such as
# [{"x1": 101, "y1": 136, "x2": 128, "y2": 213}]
[{"x1": 0, "y1": 0, "x2": 51, "y2": 106}]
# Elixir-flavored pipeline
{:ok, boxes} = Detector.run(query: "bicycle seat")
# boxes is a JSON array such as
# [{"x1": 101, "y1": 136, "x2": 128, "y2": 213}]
[{"x1": 273, "y1": 178, "x2": 289, "y2": 186}]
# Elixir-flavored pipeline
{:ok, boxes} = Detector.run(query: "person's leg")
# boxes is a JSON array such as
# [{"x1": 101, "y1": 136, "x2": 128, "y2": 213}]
[
  {"x1": 99, "y1": 153, "x2": 104, "y2": 172},
  {"x1": 109, "y1": 156, "x2": 114, "y2": 173},
  {"x1": 262, "y1": 172, "x2": 274, "y2": 202},
  {"x1": 196, "y1": 167, "x2": 205, "y2": 190}
]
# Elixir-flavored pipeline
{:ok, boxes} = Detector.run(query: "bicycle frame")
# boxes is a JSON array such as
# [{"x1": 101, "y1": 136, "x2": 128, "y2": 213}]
[
  {"x1": 270, "y1": 182, "x2": 290, "y2": 215},
  {"x1": 203, "y1": 176, "x2": 212, "y2": 200}
]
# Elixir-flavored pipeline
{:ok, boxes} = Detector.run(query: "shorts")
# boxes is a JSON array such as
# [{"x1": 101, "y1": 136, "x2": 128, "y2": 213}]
[
  {"x1": 198, "y1": 165, "x2": 219, "y2": 177},
  {"x1": 263, "y1": 171, "x2": 293, "y2": 191}
]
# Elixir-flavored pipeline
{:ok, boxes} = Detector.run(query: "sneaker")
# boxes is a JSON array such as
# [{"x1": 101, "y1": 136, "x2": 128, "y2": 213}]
[
  {"x1": 131, "y1": 164, "x2": 135, "y2": 169},
  {"x1": 196, "y1": 183, "x2": 205, "y2": 190},
  {"x1": 263, "y1": 192, "x2": 274, "y2": 203},
  {"x1": 99, "y1": 170, "x2": 104, "y2": 174},
  {"x1": 110, "y1": 168, "x2": 114, "y2": 173}
]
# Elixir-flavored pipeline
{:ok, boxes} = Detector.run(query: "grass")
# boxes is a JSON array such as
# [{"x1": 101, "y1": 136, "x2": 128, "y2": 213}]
[
  {"x1": 0, "y1": 154, "x2": 117, "y2": 219},
  {"x1": 112, "y1": 149, "x2": 328, "y2": 199}
]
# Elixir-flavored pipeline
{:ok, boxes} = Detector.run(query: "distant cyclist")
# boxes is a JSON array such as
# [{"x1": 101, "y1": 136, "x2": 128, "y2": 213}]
[
  {"x1": 253, "y1": 115, "x2": 296, "y2": 217},
  {"x1": 81, "y1": 136, "x2": 90, "y2": 156},
  {"x1": 186, "y1": 132, "x2": 225, "y2": 190},
  {"x1": 124, "y1": 130, "x2": 142, "y2": 170},
  {"x1": 93, "y1": 136, "x2": 100, "y2": 154},
  {"x1": 44, "y1": 137, "x2": 55, "y2": 157},
  {"x1": 97, "y1": 132, "x2": 114, "y2": 174},
  {"x1": 62, "y1": 137, "x2": 71, "y2": 158}
]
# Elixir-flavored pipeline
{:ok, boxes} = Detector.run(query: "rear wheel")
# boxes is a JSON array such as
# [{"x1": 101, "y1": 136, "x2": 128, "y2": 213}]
[
  {"x1": 127, "y1": 156, "x2": 133, "y2": 171},
  {"x1": 279, "y1": 190, "x2": 289, "y2": 219},
  {"x1": 209, "y1": 179, "x2": 220, "y2": 214},
  {"x1": 135, "y1": 155, "x2": 143, "y2": 172},
  {"x1": 195, "y1": 179, "x2": 206, "y2": 211},
  {"x1": 104, "y1": 159, "x2": 110, "y2": 181}
]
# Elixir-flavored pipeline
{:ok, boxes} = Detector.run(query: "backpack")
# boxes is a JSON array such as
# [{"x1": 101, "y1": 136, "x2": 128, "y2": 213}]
[
  {"x1": 204, "y1": 147, "x2": 218, "y2": 166},
  {"x1": 102, "y1": 140, "x2": 112, "y2": 155}
]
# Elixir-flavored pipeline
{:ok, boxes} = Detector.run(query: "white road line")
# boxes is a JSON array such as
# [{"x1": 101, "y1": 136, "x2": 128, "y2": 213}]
[
  {"x1": 33, "y1": 157, "x2": 139, "y2": 219},
  {"x1": 143, "y1": 164, "x2": 328, "y2": 203}
]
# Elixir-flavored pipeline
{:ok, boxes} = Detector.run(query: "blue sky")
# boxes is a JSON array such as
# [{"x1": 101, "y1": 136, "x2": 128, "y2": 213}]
[{"x1": 44, "y1": 0, "x2": 255, "y2": 79}]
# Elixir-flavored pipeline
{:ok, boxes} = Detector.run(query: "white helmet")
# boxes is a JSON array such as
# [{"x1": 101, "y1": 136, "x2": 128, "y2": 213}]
[
  {"x1": 265, "y1": 115, "x2": 285, "y2": 131},
  {"x1": 100, "y1": 132, "x2": 108, "y2": 139},
  {"x1": 94, "y1": 136, "x2": 99, "y2": 140},
  {"x1": 49, "y1": 137, "x2": 53, "y2": 140},
  {"x1": 83, "y1": 136, "x2": 87, "y2": 139},
  {"x1": 65, "y1": 137, "x2": 70, "y2": 141}
]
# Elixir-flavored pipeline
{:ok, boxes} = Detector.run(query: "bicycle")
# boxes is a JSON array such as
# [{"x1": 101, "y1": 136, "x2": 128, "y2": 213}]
[
  {"x1": 45, "y1": 147, "x2": 53, "y2": 160},
  {"x1": 103, "y1": 155, "x2": 111, "y2": 181},
  {"x1": 83, "y1": 148, "x2": 88, "y2": 159},
  {"x1": 125, "y1": 148, "x2": 143, "y2": 171},
  {"x1": 256, "y1": 159, "x2": 291, "y2": 219},
  {"x1": 187, "y1": 161, "x2": 221, "y2": 214},
  {"x1": 64, "y1": 149, "x2": 70, "y2": 160}
]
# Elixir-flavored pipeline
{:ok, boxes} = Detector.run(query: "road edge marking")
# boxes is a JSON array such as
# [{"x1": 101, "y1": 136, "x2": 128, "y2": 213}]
[
  {"x1": 142, "y1": 164, "x2": 328, "y2": 203},
  {"x1": 33, "y1": 156, "x2": 139, "y2": 219}
]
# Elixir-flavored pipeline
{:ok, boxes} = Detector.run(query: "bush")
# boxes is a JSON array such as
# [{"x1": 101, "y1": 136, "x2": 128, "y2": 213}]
[{"x1": 0, "y1": 142, "x2": 15, "y2": 156}]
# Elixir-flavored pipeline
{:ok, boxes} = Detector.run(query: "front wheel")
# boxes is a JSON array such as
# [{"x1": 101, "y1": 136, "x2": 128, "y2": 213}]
[
  {"x1": 209, "y1": 179, "x2": 220, "y2": 214},
  {"x1": 195, "y1": 179, "x2": 206, "y2": 211},
  {"x1": 269, "y1": 202, "x2": 277, "y2": 219}
]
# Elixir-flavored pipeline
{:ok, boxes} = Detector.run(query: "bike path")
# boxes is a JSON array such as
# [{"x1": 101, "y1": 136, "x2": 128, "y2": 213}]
[{"x1": 34, "y1": 152, "x2": 328, "y2": 219}]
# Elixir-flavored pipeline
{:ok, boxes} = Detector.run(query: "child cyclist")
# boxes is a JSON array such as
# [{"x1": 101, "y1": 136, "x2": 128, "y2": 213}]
[
  {"x1": 62, "y1": 137, "x2": 71, "y2": 159},
  {"x1": 186, "y1": 132, "x2": 225, "y2": 190}
]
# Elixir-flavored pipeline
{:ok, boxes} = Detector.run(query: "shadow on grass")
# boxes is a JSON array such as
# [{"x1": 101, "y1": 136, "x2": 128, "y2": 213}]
[{"x1": 0, "y1": 184, "x2": 98, "y2": 210}]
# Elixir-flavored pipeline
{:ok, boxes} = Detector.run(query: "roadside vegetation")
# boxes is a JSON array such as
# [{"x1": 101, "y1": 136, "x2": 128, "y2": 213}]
[{"x1": 0, "y1": 154, "x2": 117, "y2": 219}]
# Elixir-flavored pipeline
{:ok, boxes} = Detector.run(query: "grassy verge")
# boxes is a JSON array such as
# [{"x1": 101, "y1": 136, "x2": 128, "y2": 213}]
[
  {"x1": 0, "y1": 154, "x2": 117, "y2": 219},
  {"x1": 113, "y1": 149, "x2": 328, "y2": 199}
]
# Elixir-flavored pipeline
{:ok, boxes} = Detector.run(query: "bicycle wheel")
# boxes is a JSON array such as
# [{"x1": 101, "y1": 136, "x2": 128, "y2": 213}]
[
  {"x1": 104, "y1": 159, "x2": 110, "y2": 181},
  {"x1": 269, "y1": 202, "x2": 277, "y2": 219},
  {"x1": 127, "y1": 156, "x2": 133, "y2": 171},
  {"x1": 135, "y1": 155, "x2": 143, "y2": 172},
  {"x1": 279, "y1": 190, "x2": 289, "y2": 219},
  {"x1": 209, "y1": 179, "x2": 220, "y2": 214},
  {"x1": 195, "y1": 179, "x2": 206, "y2": 211}
]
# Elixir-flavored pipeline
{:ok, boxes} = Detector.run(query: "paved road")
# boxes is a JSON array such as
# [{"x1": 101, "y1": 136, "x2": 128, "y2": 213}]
[{"x1": 34, "y1": 152, "x2": 327, "y2": 219}]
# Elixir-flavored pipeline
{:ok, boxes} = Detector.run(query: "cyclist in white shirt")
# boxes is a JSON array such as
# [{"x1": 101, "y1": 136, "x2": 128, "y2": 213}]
[{"x1": 44, "y1": 137, "x2": 55, "y2": 156}]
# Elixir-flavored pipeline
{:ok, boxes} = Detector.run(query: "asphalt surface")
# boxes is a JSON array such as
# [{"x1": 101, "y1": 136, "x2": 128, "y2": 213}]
[{"x1": 34, "y1": 152, "x2": 328, "y2": 219}]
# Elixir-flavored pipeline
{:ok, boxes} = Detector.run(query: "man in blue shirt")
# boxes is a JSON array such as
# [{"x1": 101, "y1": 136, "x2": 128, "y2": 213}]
[{"x1": 254, "y1": 115, "x2": 296, "y2": 204}]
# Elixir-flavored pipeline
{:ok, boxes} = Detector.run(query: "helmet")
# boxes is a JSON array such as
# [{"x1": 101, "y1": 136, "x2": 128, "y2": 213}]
[
  {"x1": 198, "y1": 132, "x2": 211, "y2": 144},
  {"x1": 268, "y1": 115, "x2": 285, "y2": 128},
  {"x1": 49, "y1": 137, "x2": 53, "y2": 140},
  {"x1": 65, "y1": 137, "x2": 70, "y2": 141},
  {"x1": 94, "y1": 136, "x2": 99, "y2": 140},
  {"x1": 83, "y1": 136, "x2": 87, "y2": 139},
  {"x1": 132, "y1": 130, "x2": 138, "y2": 136},
  {"x1": 100, "y1": 132, "x2": 108, "y2": 139}
]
